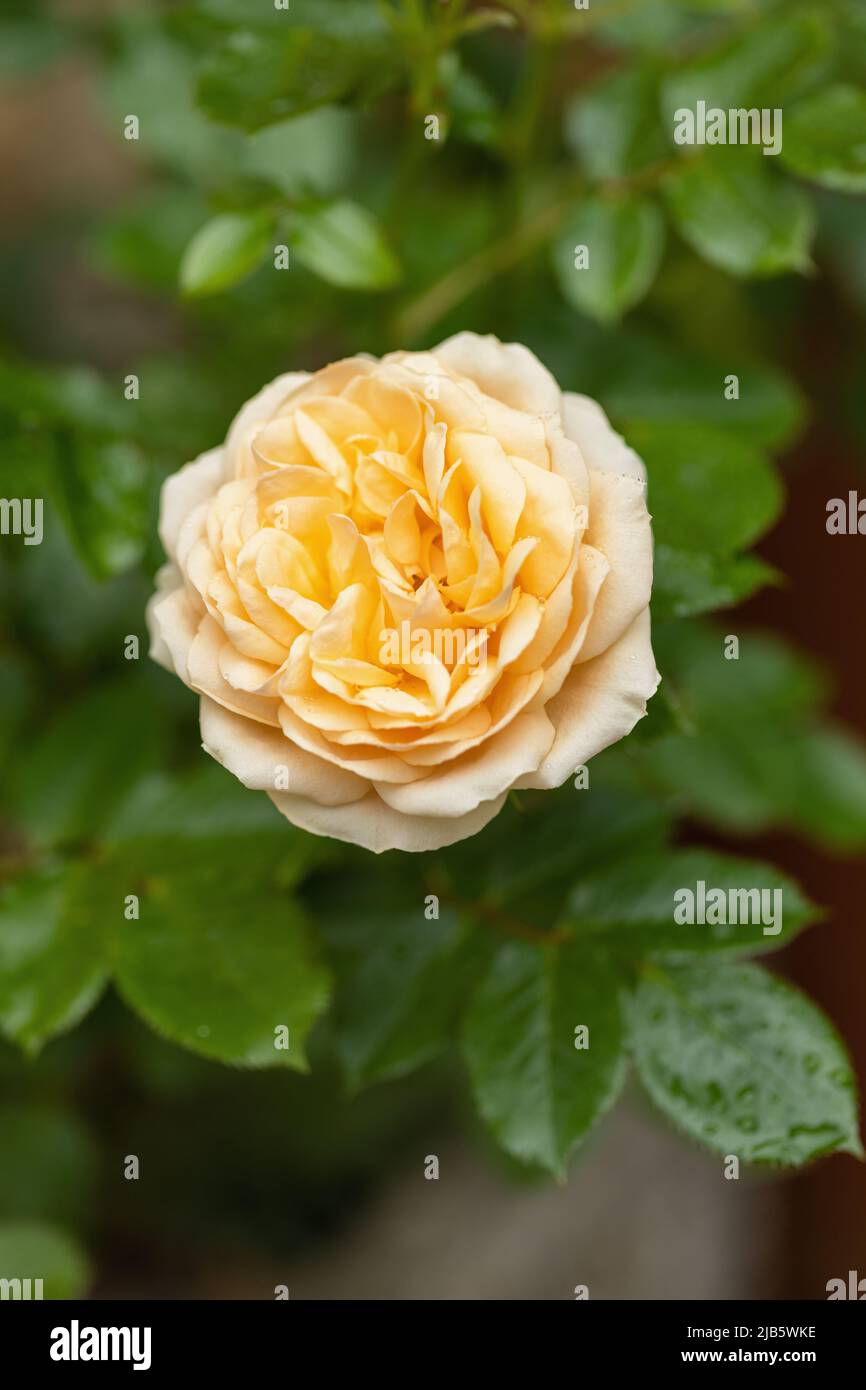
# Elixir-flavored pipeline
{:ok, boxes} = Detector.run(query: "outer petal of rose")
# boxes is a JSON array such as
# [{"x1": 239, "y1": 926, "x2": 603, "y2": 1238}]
[
  {"x1": 562, "y1": 392, "x2": 646, "y2": 484},
  {"x1": 516, "y1": 609, "x2": 659, "y2": 790},
  {"x1": 375, "y1": 708, "x2": 555, "y2": 817},
  {"x1": 223, "y1": 371, "x2": 311, "y2": 476},
  {"x1": 268, "y1": 786, "x2": 507, "y2": 854},
  {"x1": 579, "y1": 468, "x2": 654, "y2": 664},
  {"x1": 187, "y1": 616, "x2": 281, "y2": 726},
  {"x1": 433, "y1": 331, "x2": 561, "y2": 416},
  {"x1": 147, "y1": 564, "x2": 200, "y2": 682},
  {"x1": 158, "y1": 448, "x2": 225, "y2": 563},
  {"x1": 200, "y1": 696, "x2": 365, "y2": 805}
]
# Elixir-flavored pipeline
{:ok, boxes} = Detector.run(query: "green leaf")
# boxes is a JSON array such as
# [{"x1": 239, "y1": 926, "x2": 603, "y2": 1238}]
[
  {"x1": 563, "y1": 849, "x2": 816, "y2": 958},
  {"x1": 653, "y1": 546, "x2": 779, "y2": 619},
  {"x1": 110, "y1": 764, "x2": 298, "y2": 844},
  {"x1": 0, "y1": 867, "x2": 109, "y2": 1056},
  {"x1": 655, "y1": 621, "x2": 825, "y2": 719},
  {"x1": 552, "y1": 194, "x2": 665, "y2": 323},
  {"x1": 596, "y1": 332, "x2": 805, "y2": 450},
  {"x1": 0, "y1": 1105, "x2": 98, "y2": 1229},
  {"x1": 626, "y1": 962, "x2": 862, "y2": 1164},
  {"x1": 637, "y1": 625, "x2": 866, "y2": 850},
  {"x1": 638, "y1": 423, "x2": 783, "y2": 554},
  {"x1": 564, "y1": 67, "x2": 667, "y2": 181},
  {"x1": 1, "y1": 762, "x2": 332, "y2": 1063},
  {"x1": 48, "y1": 436, "x2": 153, "y2": 581},
  {"x1": 648, "y1": 718, "x2": 866, "y2": 850},
  {"x1": 244, "y1": 106, "x2": 358, "y2": 197},
  {"x1": 180, "y1": 210, "x2": 274, "y2": 297},
  {"x1": 435, "y1": 771, "x2": 671, "y2": 932},
  {"x1": 437, "y1": 53, "x2": 501, "y2": 150},
  {"x1": 781, "y1": 84, "x2": 866, "y2": 194},
  {"x1": 463, "y1": 941, "x2": 627, "y2": 1176},
  {"x1": 109, "y1": 837, "x2": 329, "y2": 1069},
  {"x1": 664, "y1": 153, "x2": 815, "y2": 277},
  {"x1": 661, "y1": 10, "x2": 832, "y2": 123},
  {"x1": 0, "y1": 361, "x2": 131, "y2": 439},
  {"x1": 0, "y1": 505, "x2": 150, "y2": 665},
  {"x1": 0, "y1": 1221, "x2": 90, "y2": 1299},
  {"x1": 839, "y1": 0, "x2": 866, "y2": 85},
  {"x1": 288, "y1": 200, "x2": 401, "y2": 290},
  {"x1": 4, "y1": 679, "x2": 165, "y2": 850},
  {"x1": 793, "y1": 727, "x2": 866, "y2": 850},
  {"x1": 318, "y1": 896, "x2": 491, "y2": 1087},
  {"x1": 196, "y1": 8, "x2": 398, "y2": 132},
  {"x1": 595, "y1": 1, "x2": 720, "y2": 53}
]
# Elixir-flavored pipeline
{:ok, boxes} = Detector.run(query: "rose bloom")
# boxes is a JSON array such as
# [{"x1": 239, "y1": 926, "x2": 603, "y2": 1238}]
[{"x1": 148, "y1": 333, "x2": 658, "y2": 852}]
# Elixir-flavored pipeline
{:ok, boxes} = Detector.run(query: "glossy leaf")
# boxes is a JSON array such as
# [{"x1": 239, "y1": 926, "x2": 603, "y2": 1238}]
[
  {"x1": 319, "y1": 897, "x2": 492, "y2": 1087},
  {"x1": 781, "y1": 85, "x2": 866, "y2": 193},
  {"x1": 552, "y1": 195, "x2": 665, "y2": 322},
  {"x1": 463, "y1": 941, "x2": 627, "y2": 1176},
  {"x1": 244, "y1": 106, "x2": 358, "y2": 197},
  {"x1": 110, "y1": 837, "x2": 329, "y2": 1069},
  {"x1": 180, "y1": 210, "x2": 274, "y2": 297},
  {"x1": 564, "y1": 68, "x2": 667, "y2": 180},
  {"x1": 638, "y1": 423, "x2": 784, "y2": 555},
  {"x1": 652, "y1": 546, "x2": 779, "y2": 619},
  {"x1": 49, "y1": 436, "x2": 153, "y2": 581},
  {"x1": 196, "y1": 6, "x2": 398, "y2": 132},
  {"x1": 640, "y1": 626, "x2": 866, "y2": 850},
  {"x1": 664, "y1": 154, "x2": 815, "y2": 277},
  {"x1": 793, "y1": 727, "x2": 866, "y2": 850},
  {"x1": 597, "y1": 332, "x2": 805, "y2": 450},
  {"x1": 563, "y1": 849, "x2": 817, "y2": 958},
  {"x1": 0, "y1": 867, "x2": 109, "y2": 1056},
  {"x1": 3, "y1": 678, "x2": 166, "y2": 850},
  {"x1": 434, "y1": 774, "x2": 671, "y2": 932},
  {"x1": 661, "y1": 10, "x2": 832, "y2": 123},
  {"x1": 288, "y1": 200, "x2": 401, "y2": 290},
  {"x1": 626, "y1": 962, "x2": 862, "y2": 1164}
]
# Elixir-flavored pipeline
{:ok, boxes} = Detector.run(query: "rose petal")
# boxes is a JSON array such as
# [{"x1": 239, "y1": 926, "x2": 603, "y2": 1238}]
[
  {"x1": 433, "y1": 331, "x2": 562, "y2": 416},
  {"x1": 269, "y1": 786, "x2": 507, "y2": 854},
  {"x1": 516, "y1": 609, "x2": 660, "y2": 790},
  {"x1": 562, "y1": 392, "x2": 646, "y2": 484},
  {"x1": 201, "y1": 697, "x2": 364, "y2": 804}
]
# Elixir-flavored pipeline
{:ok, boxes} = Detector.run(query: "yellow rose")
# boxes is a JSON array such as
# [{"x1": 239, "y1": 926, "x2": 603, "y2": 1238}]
[{"x1": 148, "y1": 333, "x2": 658, "y2": 852}]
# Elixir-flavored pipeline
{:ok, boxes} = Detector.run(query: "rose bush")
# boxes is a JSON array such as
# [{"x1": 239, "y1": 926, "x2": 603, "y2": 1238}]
[{"x1": 148, "y1": 332, "x2": 657, "y2": 851}]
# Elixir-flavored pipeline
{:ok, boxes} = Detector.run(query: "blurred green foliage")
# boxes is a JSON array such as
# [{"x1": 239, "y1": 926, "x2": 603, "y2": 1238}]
[{"x1": 2, "y1": 0, "x2": 866, "y2": 1295}]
